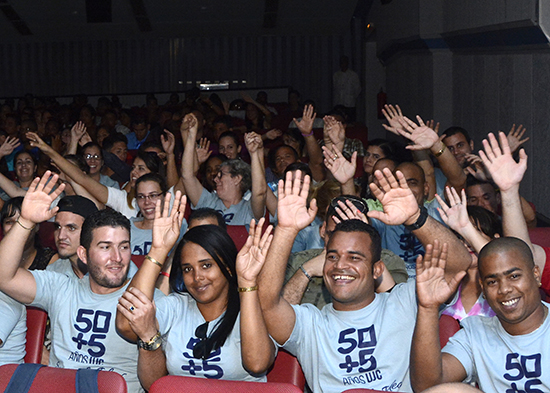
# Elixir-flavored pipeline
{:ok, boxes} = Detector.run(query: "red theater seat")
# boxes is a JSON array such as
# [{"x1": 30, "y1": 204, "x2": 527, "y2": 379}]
[
  {"x1": 24, "y1": 306, "x2": 48, "y2": 364},
  {"x1": 149, "y1": 375, "x2": 302, "y2": 393}
]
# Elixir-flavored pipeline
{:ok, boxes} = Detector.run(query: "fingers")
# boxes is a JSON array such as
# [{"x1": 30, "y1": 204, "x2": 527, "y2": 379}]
[{"x1": 162, "y1": 192, "x2": 171, "y2": 218}]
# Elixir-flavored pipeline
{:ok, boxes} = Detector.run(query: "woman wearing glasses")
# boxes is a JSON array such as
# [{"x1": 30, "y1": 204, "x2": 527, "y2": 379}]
[
  {"x1": 116, "y1": 194, "x2": 276, "y2": 389},
  {"x1": 80, "y1": 142, "x2": 120, "y2": 189},
  {"x1": 28, "y1": 131, "x2": 181, "y2": 219}
]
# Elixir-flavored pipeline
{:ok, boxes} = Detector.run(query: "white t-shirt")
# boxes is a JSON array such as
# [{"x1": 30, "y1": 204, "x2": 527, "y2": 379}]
[
  {"x1": 442, "y1": 305, "x2": 550, "y2": 393},
  {"x1": 30, "y1": 271, "x2": 162, "y2": 392},
  {"x1": 283, "y1": 280, "x2": 417, "y2": 393},
  {"x1": 0, "y1": 290, "x2": 26, "y2": 365},
  {"x1": 155, "y1": 292, "x2": 266, "y2": 382}
]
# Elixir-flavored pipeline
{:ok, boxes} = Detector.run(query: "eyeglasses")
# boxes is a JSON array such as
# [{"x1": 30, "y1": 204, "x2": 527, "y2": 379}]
[
  {"x1": 215, "y1": 170, "x2": 232, "y2": 179},
  {"x1": 85, "y1": 154, "x2": 101, "y2": 160},
  {"x1": 136, "y1": 193, "x2": 163, "y2": 201},
  {"x1": 192, "y1": 321, "x2": 210, "y2": 359}
]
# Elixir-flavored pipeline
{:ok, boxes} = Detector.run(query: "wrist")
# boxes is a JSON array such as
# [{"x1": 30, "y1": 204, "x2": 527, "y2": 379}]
[
  {"x1": 430, "y1": 140, "x2": 445, "y2": 156},
  {"x1": 404, "y1": 207, "x2": 423, "y2": 227},
  {"x1": 18, "y1": 215, "x2": 37, "y2": 227},
  {"x1": 237, "y1": 278, "x2": 258, "y2": 289}
]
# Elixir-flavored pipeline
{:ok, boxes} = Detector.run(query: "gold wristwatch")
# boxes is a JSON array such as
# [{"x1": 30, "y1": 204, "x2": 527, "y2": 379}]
[{"x1": 137, "y1": 331, "x2": 162, "y2": 351}]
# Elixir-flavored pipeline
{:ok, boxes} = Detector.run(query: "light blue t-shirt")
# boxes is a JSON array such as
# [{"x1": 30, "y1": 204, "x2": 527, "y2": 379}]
[
  {"x1": 130, "y1": 217, "x2": 187, "y2": 256},
  {"x1": 442, "y1": 305, "x2": 550, "y2": 393},
  {"x1": 0, "y1": 290, "x2": 26, "y2": 365},
  {"x1": 193, "y1": 188, "x2": 256, "y2": 226},
  {"x1": 283, "y1": 280, "x2": 417, "y2": 393}
]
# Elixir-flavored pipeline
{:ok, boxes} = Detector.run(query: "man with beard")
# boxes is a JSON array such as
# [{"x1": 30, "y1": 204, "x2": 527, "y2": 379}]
[{"x1": 0, "y1": 172, "x2": 151, "y2": 392}]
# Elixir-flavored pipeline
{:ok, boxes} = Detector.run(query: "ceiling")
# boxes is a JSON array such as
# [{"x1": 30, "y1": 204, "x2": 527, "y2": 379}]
[{"x1": 0, "y1": 0, "x2": 361, "y2": 43}]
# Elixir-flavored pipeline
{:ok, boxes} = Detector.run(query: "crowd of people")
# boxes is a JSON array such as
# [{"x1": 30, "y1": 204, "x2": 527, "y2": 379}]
[{"x1": 0, "y1": 90, "x2": 547, "y2": 393}]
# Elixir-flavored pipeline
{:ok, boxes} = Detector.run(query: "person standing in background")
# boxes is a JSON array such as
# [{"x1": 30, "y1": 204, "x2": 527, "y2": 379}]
[{"x1": 333, "y1": 55, "x2": 361, "y2": 122}]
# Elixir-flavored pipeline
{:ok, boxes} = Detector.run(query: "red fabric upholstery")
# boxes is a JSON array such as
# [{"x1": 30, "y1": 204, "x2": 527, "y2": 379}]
[
  {"x1": 439, "y1": 314, "x2": 460, "y2": 349},
  {"x1": 226, "y1": 226, "x2": 250, "y2": 251},
  {"x1": 149, "y1": 375, "x2": 302, "y2": 393},
  {"x1": 38, "y1": 221, "x2": 57, "y2": 251},
  {"x1": 131, "y1": 254, "x2": 146, "y2": 269},
  {"x1": 267, "y1": 349, "x2": 305, "y2": 390},
  {"x1": 25, "y1": 306, "x2": 48, "y2": 363},
  {"x1": 529, "y1": 227, "x2": 550, "y2": 248},
  {"x1": 0, "y1": 364, "x2": 127, "y2": 393}
]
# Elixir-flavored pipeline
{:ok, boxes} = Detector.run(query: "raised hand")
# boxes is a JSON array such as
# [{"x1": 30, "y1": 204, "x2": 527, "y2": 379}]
[
  {"x1": 20, "y1": 171, "x2": 66, "y2": 225},
  {"x1": 27, "y1": 132, "x2": 53, "y2": 154},
  {"x1": 79, "y1": 132, "x2": 93, "y2": 146},
  {"x1": 263, "y1": 128, "x2": 282, "y2": 141},
  {"x1": 277, "y1": 170, "x2": 318, "y2": 232},
  {"x1": 435, "y1": 187, "x2": 470, "y2": 234},
  {"x1": 195, "y1": 137, "x2": 212, "y2": 164},
  {"x1": 294, "y1": 104, "x2": 316, "y2": 136},
  {"x1": 0, "y1": 136, "x2": 20, "y2": 158},
  {"x1": 244, "y1": 132, "x2": 263, "y2": 154},
  {"x1": 367, "y1": 168, "x2": 420, "y2": 226},
  {"x1": 322, "y1": 145, "x2": 356, "y2": 185},
  {"x1": 236, "y1": 218, "x2": 274, "y2": 286},
  {"x1": 151, "y1": 191, "x2": 186, "y2": 254},
  {"x1": 506, "y1": 124, "x2": 529, "y2": 153},
  {"x1": 397, "y1": 115, "x2": 440, "y2": 150},
  {"x1": 416, "y1": 241, "x2": 465, "y2": 309},
  {"x1": 465, "y1": 154, "x2": 490, "y2": 181},
  {"x1": 331, "y1": 199, "x2": 368, "y2": 225},
  {"x1": 479, "y1": 132, "x2": 527, "y2": 192},
  {"x1": 117, "y1": 287, "x2": 158, "y2": 342},
  {"x1": 161, "y1": 129, "x2": 176, "y2": 155},
  {"x1": 323, "y1": 115, "x2": 345, "y2": 150},
  {"x1": 381, "y1": 104, "x2": 406, "y2": 135},
  {"x1": 70, "y1": 121, "x2": 87, "y2": 143}
]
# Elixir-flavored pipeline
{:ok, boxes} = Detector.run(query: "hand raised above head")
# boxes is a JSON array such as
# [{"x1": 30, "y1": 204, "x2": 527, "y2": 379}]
[
  {"x1": 276, "y1": 170, "x2": 317, "y2": 232},
  {"x1": 367, "y1": 168, "x2": 420, "y2": 226},
  {"x1": 236, "y1": 218, "x2": 274, "y2": 286},
  {"x1": 435, "y1": 187, "x2": 470, "y2": 234},
  {"x1": 151, "y1": 191, "x2": 186, "y2": 254},
  {"x1": 161, "y1": 130, "x2": 176, "y2": 155},
  {"x1": 20, "y1": 171, "x2": 66, "y2": 225},
  {"x1": 322, "y1": 145, "x2": 356, "y2": 185}
]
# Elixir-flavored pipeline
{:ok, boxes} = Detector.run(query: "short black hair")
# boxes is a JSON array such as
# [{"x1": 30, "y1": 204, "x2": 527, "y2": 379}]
[
  {"x1": 443, "y1": 126, "x2": 472, "y2": 144},
  {"x1": 284, "y1": 162, "x2": 312, "y2": 179},
  {"x1": 103, "y1": 133, "x2": 128, "y2": 153},
  {"x1": 80, "y1": 209, "x2": 130, "y2": 250},
  {"x1": 467, "y1": 205, "x2": 502, "y2": 238},
  {"x1": 478, "y1": 237, "x2": 534, "y2": 273},
  {"x1": 188, "y1": 208, "x2": 226, "y2": 230},
  {"x1": 218, "y1": 130, "x2": 240, "y2": 145},
  {"x1": 328, "y1": 220, "x2": 381, "y2": 264}
]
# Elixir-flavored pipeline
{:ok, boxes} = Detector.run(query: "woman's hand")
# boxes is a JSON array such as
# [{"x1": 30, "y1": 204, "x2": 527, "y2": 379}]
[
  {"x1": 151, "y1": 191, "x2": 186, "y2": 254},
  {"x1": 0, "y1": 136, "x2": 20, "y2": 159},
  {"x1": 117, "y1": 287, "x2": 159, "y2": 342},
  {"x1": 161, "y1": 130, "x2": 176, "y2": 155},
  {"x1": 236, "y1": 218, "x2": 273, "y2": 287},
  {"x1": 20, "y1": 171, "x2": 65, "y2": 225}
]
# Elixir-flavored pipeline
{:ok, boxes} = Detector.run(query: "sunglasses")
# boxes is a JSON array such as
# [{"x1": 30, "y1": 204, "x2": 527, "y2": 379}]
[{"x1": 192, "y1": 321, "x2": 210, "y2": 359}]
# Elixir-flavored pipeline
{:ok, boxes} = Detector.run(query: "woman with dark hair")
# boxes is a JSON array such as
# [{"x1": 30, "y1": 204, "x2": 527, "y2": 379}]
[
  {"x1": 1, "y1": 197, "x2": 57, "y2": 270},
  {"x1": 360, "y1": 139, "x2": 395, "y2": 199},
  {"x1": 80, "y1": 142, "x2": 120, "y2": 189},
  {"x1": 116, "y1": 195, "x2": 275, "y2": 390},
  {"x1": 28, "y1": 131, "x2": 174, "y2": 219}
]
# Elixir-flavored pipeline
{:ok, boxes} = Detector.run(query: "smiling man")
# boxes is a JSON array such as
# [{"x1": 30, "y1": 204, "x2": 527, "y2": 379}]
[
  {"x1": 258, "y1": 170, "x2": 471, "y2": 393},
  {"x1": 411, "y1": 237, "x2": 549, "y2": 392},
  {"x1": 0, "y1": 173, "x2": 152, "y2": 392}
]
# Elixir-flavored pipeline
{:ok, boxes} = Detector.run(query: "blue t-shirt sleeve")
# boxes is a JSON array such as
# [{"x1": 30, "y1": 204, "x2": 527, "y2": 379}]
[
  {"x1": 441, "y1": 319, "x2": 475, "y2": 378},
  {"x1": 30, "y1": 270, "x2": 72, "y2": 311}
]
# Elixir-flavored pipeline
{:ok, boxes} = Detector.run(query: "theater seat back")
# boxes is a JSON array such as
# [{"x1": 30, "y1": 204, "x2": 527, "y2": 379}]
[
  {"x1": 149, "y1": 375, "x2": 302, "y2": 393},
  {"x1": 24, "y1": 307, "x2": 48, "y2": 364}
]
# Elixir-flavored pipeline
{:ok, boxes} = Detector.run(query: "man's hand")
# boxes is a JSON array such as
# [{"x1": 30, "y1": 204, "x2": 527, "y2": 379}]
[
  {"x1": 20, "y1": 171, "x2": 66, "y2": 225},
  {"x1": 294, "y1": 104, "x2": 316, "y2": 136},
  {"x1": 368, "y1": 168, "x2": 420, "y2": 226},
  {"x1": 381, "y1": 104, "x2": 406, "y2": 135},
  {"x1": 245, "y1": 132, "x2": 263, "y2": 154},
  {"x1": 479, "y1": 132, "x2": 527, "y2": 192},
  {"x1": 506, "y1": 124, "x2": 529, "y2": 153},
  {"x1": 236, "y1": 218, "x2": 273, "y2": 287},
  {"x1": 195, "y1": 138, "x2": 212, "y2": 164},
  {"x1": 397, "y1": 115, "x2": 440, "y2": 151},
  {"x1": 416, "y1": 241, "x2": 465, "y2": 310},
  {"x1": 0, "y1": 136, "x2": 20, "y2": 159},
  {"x1": 151, "y1": 191, "x2": 186, "y2": 255},
  {"x1": 276, "y1": 170, "x2": 317, "y2": 232},
  {"x1": 322, "y1": 145, "x2": 356, "y2": 185},
  {"x1": 464, "y1": 154, "x2": 490, "y2": 181},
  {"x1": 263, "y1": 129, "x2": 282, "y2": 141}
]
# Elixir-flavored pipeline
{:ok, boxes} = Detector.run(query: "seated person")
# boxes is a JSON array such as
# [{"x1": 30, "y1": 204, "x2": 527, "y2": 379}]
[
  {"x1": 257, "y1": 169, "x2": 471, "y2": 393},
  {"x1": 0, "y1": 290, "x2": 25, "y2": 366},
  {"x1": 411, "y1": 237, "x2": 549, "y2": 393}
]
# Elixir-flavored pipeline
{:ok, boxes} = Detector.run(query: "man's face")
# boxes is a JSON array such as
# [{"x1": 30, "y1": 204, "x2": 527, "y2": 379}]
[
  {"x1": 479, "y1": 248, "x2": 541, "y2": 334},
  {"x1": 443, "y1": 133, "x2": 473, "y2": 167},
  {"x1": 110, "y1": 141, "x2": 128, "y2": 162},
  {"x1": 54, "y1": 212, "x2": 85, "y2": 261},
  {"x1": 395, "y1": 163, "x2": 428, "y2": 206},
  {"x1": 77, "y1": 226, "x2": 131, "y2": 294},
  {"x1": 274, "y1": 146, "x2": 297, "y2": 176},
  {"x1": 323, "y1": 231, "x2": 383, "y2": 311},
  {"x1": 466, "y1": 184, "x2": 499, "y2": 214}
]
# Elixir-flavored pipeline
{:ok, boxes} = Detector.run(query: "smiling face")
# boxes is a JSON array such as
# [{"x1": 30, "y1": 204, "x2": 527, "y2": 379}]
[
  {"x1": 218, "y1": 136, "x2": 241, "y2": 160},
  {"x1": 205, "y1": 156, "x2": 223, "y2": 190},
  {"x1": 77, "y1": 226, "x2": 131, "y2": 294},
  {"x1": 443, "y1": 133, "x2": 473, "y2": 167},
  {"x1": 14, "y1": 152, "x2": 36, "y2": 183},
  {"x1": 130, "y1": 157, "x2": 151, "y2": 188},
  {"x1": 479, "y1": 248, "x2": 543, "y2": 335},
  {"x1": 83, "y1": 145, "x2": 103, "y2": 175},
  {"x1": 180, "y1": 242, "x2": 229, "y2": 308},
  {"x1": 136, "y1": 180, "x2": 164, "y2": 221},
  {"x1": 323, "y1": 231, "x2": 383, "y2": 311}
]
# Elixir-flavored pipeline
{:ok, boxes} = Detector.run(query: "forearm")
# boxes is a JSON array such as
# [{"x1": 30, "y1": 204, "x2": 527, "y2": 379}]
[
  {"x1": 412, "y1": 216, "x2": 471, "y2": 278},
  {"x1": 137, "y1": 348, "x2": 168, "y2": 391},
  {"x1": 341, "y1": 178, "x2": 357, "y2": 196},
  {"x1": 520, "y1": 195, "x2": 537, "y2": 228},
  {"x1": 181, "y1": 134, "x2": 204, "y2": 206},
  {"x1": 66, "y1": 140, "x2": 79, "y2": 156},
  {"x1": 305, "y1": 137, "x2": 325, "y2": 182},
  {"x1": 410, "y1": 306, "x2": 444, "y2": 392},
  {"x1": 432, "y1": 141, "x2": 466, "y2": 191},
  {"x1": 250, "y1": 151, "x2": 267, "y2": 220},
  {"x1": 165, "y1": 153, "x2": 179, "y2": 188},
  {"x1": 501, "y1": 187, "x2": 531, "y2": 248},
  {"x1": 0, "y1": 172, "x2": 26, "y2": 198},
  {"x1": 282, "y1": 268, "x2": 310, "y2": 305},
  {"x1": 239, "y1": 291, "x2": 276, "y2": 374}
]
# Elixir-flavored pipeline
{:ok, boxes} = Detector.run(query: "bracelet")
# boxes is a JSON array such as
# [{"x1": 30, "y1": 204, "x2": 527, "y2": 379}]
[
  {"x1": 238, "y1": 286, "x2": 258, "y2": 292},
  {"x1": 434, "y1": 142, "x2": 446, "y2": 157},
  {"x1": 159, "y1": 271, "x2": 170, "y2": 278},
  {"x1": 301, "y1": 130, "x2": 314, "y2": 137},
  {"x1": 300, "y1": 265, "x2": 313, "y2": 282},
  {"x1": 144, "y1": 255, "x2": 163, "y2": 269},
  {"x1": 16, "y1": 218, "x2": 35, "y2": 231}
]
